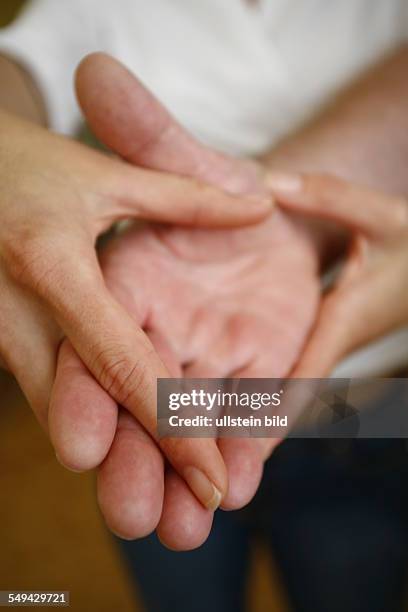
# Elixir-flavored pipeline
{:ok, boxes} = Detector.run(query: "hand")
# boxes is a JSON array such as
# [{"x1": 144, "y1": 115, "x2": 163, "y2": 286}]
[
  {"x1": 49, "y1": 54, "x2": 321, "y2": 547},
  {"x1": 0, "y1": 106, "x2": 270, "y2": 509},
  {"x1": 266, "y1": 172, "x2": 408, "y2": 376}
]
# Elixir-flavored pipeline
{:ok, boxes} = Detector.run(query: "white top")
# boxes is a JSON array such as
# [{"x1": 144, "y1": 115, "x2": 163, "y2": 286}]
[
  {"x1": 1, "y1": 0, "x2": 408, "y2": 151},
  {"x1": 0, "y1": 0, "x2": 407, "y2": 375}
]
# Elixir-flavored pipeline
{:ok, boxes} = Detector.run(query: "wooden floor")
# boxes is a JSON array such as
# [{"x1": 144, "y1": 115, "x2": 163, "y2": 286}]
[
  {"x1": 0, "y1": 371, "x2": 288, "y2": 612},
  {"x1": 0, "y1": 372, "x2": 140, "y2": 612}
]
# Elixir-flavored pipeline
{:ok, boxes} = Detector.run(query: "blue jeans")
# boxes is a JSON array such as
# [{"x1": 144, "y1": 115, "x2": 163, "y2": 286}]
[{"x1": 118, "y1": 439, "x2": 408, "y2": 612}]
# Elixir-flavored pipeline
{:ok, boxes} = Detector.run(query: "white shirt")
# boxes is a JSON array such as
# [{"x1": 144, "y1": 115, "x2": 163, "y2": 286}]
[
  {"x1": 1, "y1": 0, "x2": 408, "y2": 152},
  {"x1": 0, "y1": 0, "x2": 407, "y2": 374}
]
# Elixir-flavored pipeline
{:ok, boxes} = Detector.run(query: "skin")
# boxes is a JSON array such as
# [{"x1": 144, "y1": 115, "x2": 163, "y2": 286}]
[{"x1": 2, "y1": 42, "x2": 408, "y2": 548}]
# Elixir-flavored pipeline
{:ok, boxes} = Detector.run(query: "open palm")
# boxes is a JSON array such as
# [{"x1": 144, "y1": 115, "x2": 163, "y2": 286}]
[{"x1": 102, "y1": 210, "x2": 318, "y2": 380}]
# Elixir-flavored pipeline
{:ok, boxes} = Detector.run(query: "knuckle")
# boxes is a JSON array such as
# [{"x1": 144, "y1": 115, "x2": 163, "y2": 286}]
[{"x1": 93, "y1": 344, "x2": 151, "y2": 406}]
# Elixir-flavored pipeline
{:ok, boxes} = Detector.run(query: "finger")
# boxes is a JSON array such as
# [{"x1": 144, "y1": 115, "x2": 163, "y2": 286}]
[
  {"x1": 10, "y1": 238, "x2": 228, "y2": 510},
  {"x1": 265, "y1": 172, "x2": 408, "y2": 239},
  {"x1": 49, "y1": 339, "x2": 118, "y2": 471},
  {"x1": 97, "y1": 409, "x2": 165, "y2": 539},
  {"x1": 290, "y1": 293, "x2": 354, "y2": 378},
  {"x1": 191, "y1": 345, "x2": 282, "y2": 510},
  {"x1": 157, "y1": 440, "x2": 267, "y2": 546},
  {"x1": 223, "y1": 360, "x2": 286, "y2": 499},
  {"x1": 76, "y1": 52, "x2": 264, "y2": 195},
  {"x1": 157, "y1": 469, "x2": 214, "y2": 551},
  {"x1": 147, "y1": 328, "x2": 220, "y2": 537},
  {"x1": 101, "y1": 162, "x2": 273, "y2": 230},
  {"x1": 291, "y1": 235, "x2": 408, "y2": 377}
]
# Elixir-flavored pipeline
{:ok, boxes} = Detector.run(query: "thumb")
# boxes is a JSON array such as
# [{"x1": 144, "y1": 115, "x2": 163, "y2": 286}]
[
  {"x1": 96, "y1": 158, "x2": 272, "y2": 231},
  {"x1": 75, "y1": 52, "x2": 264, "y2": 195}
]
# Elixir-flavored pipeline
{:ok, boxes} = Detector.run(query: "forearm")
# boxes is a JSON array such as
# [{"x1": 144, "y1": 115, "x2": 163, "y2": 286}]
[
  {"x1": 265, "y1": 45, "x2": 408, "y2": 190},
  {"x1": 263, "y1": 45, "x2": 408, "y2": 263},
  {"x1": 0, "y1": 54, "x2": 47, "y2": 125}
]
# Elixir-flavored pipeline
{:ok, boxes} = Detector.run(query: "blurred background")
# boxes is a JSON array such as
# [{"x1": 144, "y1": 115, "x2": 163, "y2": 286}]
[
  {"x1": 0, "y1": 5, "x2": 289, "y2": 612},
  {"x1": 0, "y1": 0, "x2": 23, "y2": 25}
]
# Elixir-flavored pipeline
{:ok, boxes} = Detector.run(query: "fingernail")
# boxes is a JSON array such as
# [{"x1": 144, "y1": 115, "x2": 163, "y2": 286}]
[
  {"x1": 264, "y1": 171, "x2": 303, "y2": 193},
  {"x1": 183, "y1": 466, "x2": 222, "y2": 511}
]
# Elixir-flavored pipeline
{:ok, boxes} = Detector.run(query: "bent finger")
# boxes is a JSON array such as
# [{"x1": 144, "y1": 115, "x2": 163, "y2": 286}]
[
  {"x1": 266, "y1": 172, "x2": 408, "y2": 239},
  {"x1": 98, "y1": 160, "x2": 272, "y2": 231}
]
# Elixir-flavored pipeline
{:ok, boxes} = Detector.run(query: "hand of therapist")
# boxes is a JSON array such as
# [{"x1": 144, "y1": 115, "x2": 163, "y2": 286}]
[
  {"x1": 266, "y1": 172, "x2": 408, "y2": 376},
  {"x1": 50, "y1": 54, "x2": 321, "y2": 548},
  {"x1": 0, "y1": 108, "x2": 271, "y2": 513}
]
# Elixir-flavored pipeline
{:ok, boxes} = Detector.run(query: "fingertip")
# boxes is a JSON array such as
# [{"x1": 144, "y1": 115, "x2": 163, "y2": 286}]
[
  {"x1": 50, "y1": 384, "x2": 118, "y2": 471},
  {"x1": 157, "y1": 470, "x2": 213, "y2": 551},
  {"x1": 75, "y1": 52, "x2": 113, "y2": 98},
  {"x1": 50, "y1": 388, "x2": 118, "y2": 472}
]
